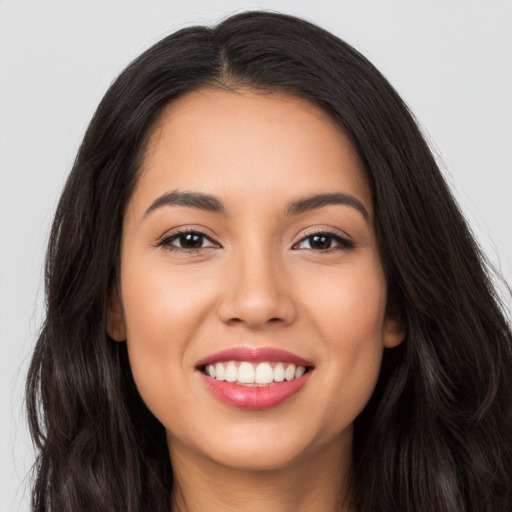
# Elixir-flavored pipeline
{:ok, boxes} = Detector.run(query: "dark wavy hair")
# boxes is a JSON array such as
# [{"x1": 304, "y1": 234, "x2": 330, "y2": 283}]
[{"x1": 26, "y1": 10, "x2": 512, "y2": 512}]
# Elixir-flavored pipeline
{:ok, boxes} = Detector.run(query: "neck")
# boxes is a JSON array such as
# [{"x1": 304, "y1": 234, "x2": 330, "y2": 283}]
[{"x1": 168, "y1": 433, "x2": 354, "y2": 512}]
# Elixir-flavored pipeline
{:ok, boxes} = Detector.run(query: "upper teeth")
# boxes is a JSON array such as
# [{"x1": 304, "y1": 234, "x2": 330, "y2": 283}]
[{"x1": 206, "y1": 361, "x2": 306, "y2": 385}]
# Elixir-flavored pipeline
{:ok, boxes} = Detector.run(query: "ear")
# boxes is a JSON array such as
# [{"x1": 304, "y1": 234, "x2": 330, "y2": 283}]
[
  {"x1": 106, "y1": 286, "x2": 126, "y2": 342},
  {"x1": 382, "y1": 307, "x2": 406, "y2": 349}
]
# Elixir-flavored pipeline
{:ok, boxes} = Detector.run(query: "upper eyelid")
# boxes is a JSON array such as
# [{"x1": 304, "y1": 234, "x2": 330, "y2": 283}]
[
  {"x1": 297, "y1": 231, "x2": 348, "y2": 242},
  {"x1": 158, "y1": 227, "x2": 221, "y2": 245},
  {"x1": 293, "y1": 232, "x2": 353, "y2": 250},
  {"x1": 161, "y1": 227, "x2": 349, "y2": 239},
  {"x1": 295, "y1": 227, "x2": 352, "y2": 243}
]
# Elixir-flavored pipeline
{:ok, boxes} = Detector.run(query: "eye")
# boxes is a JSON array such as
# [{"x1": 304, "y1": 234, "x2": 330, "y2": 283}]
[
  {"x1": 293, "y1": 232, "x2": 354, "y2": 251},
  {"x1": 157, "y1": 230, "x2": 219, "y2": 252}
]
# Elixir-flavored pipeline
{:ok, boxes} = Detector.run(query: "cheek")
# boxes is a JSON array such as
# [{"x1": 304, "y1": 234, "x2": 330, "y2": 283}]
[
  {"x1": 121, "y1": 254, "x2": 220, "y2": 343},
  {"x1": 303, "y1": 256, "x2": 387, "y2": 343},
  {"x1": 119, "y1": 258, "x2": 218, "y2": 418},
  {"x1": 299, "y1": 258, "x2": 387, "y2": 422}
]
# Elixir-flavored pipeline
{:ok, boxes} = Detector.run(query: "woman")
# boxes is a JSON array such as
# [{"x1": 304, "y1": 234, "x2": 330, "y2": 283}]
[{"x1": 26, "y1": 10, "x2": 512, "y2": 512}]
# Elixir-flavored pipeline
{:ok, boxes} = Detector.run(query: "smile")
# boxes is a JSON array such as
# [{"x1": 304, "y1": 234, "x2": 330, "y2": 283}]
[
  {"x1": 196, "y1": 347, "x2": 314, "y2": 410},
  {"x1": 203, "y1": 361, "x2": 307, "y2": 385}
]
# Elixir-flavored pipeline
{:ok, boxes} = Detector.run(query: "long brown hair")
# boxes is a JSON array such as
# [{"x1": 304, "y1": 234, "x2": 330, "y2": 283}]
[{"x1": 26, "y1": 10, "x2": 512, "y2": 511}]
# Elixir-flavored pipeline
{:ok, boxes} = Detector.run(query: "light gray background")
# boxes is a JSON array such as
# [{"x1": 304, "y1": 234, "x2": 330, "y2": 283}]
[{"x1": 1, "y1": 1, "x2": 511, "y2": 510}]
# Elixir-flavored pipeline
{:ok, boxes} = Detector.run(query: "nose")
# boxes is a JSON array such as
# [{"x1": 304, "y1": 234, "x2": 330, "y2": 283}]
[{"x1": 217, "y1": 249, "x2": 297, "y2": 329}]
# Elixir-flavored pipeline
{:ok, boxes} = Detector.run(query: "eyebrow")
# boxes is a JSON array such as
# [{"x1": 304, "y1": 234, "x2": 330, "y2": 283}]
[
  {"x1": 144, "y1": 190, "x2": 369, "y2": 220},
  {"x1": 144, "y1": 190, "x2": 226, "y2": 217},
  {"x1": 284, "y1": 192, "x2": 369, "y2": 220}
]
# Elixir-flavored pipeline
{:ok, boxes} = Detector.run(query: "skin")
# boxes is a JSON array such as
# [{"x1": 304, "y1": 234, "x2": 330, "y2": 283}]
[{"x1": 108, "y1": 88, "x2": 405, "y2": 512}]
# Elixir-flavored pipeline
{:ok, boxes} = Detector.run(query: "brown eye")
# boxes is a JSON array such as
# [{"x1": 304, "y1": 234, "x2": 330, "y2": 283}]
[
  {"x1": 308, "y1": 234, "x2": 332, "y2": 250},
  {"x1": 178, "y1": 232, "x2": 205, "y2": 249},
  {"x1": 158, "y1": 230, "x2": 219, "y2": 252},
  {"x1": 294, "y1": 232, "x2": 354, "y2": 251}
]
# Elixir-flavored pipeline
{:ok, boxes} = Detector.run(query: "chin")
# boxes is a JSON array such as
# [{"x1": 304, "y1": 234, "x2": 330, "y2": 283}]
[
  {"x1": 207, "y1": 444, "x2": 306, "y2": 472},
  {"x1": 193, "y1": 421, "x2": 328, "y2": 472}
]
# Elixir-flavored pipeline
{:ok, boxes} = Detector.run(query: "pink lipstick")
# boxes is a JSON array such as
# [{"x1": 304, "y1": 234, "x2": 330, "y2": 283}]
[
  {"x1": 196, "y1": 346, "x2": 313, "y2": 367},
  {"x1": 196, "y1": 347, "x2": 314, "y2": 410}
]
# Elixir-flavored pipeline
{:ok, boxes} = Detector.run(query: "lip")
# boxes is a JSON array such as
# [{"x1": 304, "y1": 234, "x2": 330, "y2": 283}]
[
  {"x1": 199, "y1": 371, "x2": 312, "y2": 410},
  {"x1": 196, "y1": 346, "x2": 314, "y2": 410},
  {"x1": 195, "y1": 346, "x2": 314, "y2": 367}
]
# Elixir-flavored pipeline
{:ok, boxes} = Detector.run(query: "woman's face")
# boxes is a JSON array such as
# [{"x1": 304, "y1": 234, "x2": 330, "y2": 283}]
[{"x1": 109, "y1": 88, "x2": 404, "y2": 472}]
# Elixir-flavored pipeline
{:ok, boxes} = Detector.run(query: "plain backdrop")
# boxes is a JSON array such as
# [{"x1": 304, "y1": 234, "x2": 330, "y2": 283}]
[{"x1": 1, "y1": 1, "x2": 511, "y2": 510}]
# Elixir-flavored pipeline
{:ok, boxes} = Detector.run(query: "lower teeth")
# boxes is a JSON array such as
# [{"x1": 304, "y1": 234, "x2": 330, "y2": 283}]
[{"x1": 232, "y1": 382, "x2": 272, "y2": 387}]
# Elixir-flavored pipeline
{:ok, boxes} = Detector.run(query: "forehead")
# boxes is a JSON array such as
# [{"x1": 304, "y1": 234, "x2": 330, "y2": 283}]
[{"x1": 131, "y1": 88, "x2": 372, "y2": 218}]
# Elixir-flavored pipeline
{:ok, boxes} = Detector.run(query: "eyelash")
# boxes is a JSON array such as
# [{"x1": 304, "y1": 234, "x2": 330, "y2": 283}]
[{"x1": 156, "y1": 229, "x2": 354, "y2": 254}]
